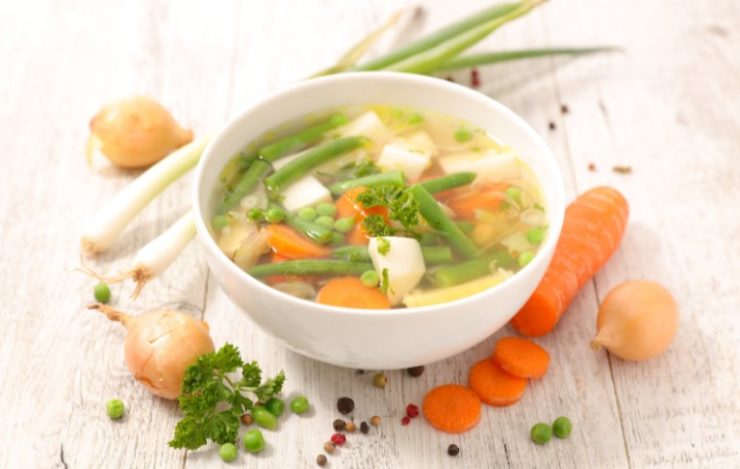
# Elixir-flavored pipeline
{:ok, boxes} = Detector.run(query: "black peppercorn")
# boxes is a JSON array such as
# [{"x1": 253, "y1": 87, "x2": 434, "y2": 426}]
[
  {"x1": 407, "y1": 366, "x2": 425, "y2": 377},
  {"x1": 360, "y1": 421, "x2": 369, "y2": 434},
  {"x1": 337, "y1": 397, "x2": 354, "y2": 415},
  {"x1": 448, "y1": 444, "x2": 460, "y2": 456}
]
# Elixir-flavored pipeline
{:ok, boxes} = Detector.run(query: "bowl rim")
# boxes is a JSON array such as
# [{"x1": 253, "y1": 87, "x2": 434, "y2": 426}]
[{"x1": 193, "y1": 71, "x2": 565, "y2": 318}]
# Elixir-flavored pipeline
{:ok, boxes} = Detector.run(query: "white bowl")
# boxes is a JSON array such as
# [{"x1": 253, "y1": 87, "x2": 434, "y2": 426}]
[{"x1": 193, "y1": 72, "x2": 564, "y2": 369}]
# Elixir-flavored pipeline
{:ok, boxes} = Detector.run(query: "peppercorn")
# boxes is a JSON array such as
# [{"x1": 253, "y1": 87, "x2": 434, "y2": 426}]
[
  {"x1": 316, "y1": 454, "x2": 328, "y2": 466},
  {"x1": 406, "y1": 403, "x2": 419, "y2": 418},
  {"x1": 401, "y1": 416, "x2": 411, "y2": 426},
  {"x1": 448, "y1": 444, "x2": 460, "y2": 456},
  {"x1": 332, "y1": 419, "x2": 346, "y2": 432},
  {"x1": 337, "y1": 397, "x2": 354, "y2": 415},
  {"x1": 370, "y1": 415, "x2": 381, "y2": 427},
  {"x1": 360, "y1": 421, "x2": 369, "y2": 434},
  {"x1": 241, "y1": 413, "x2": 253, "y2": 425},
  {"x1": 323, "y1": 441, "x2": 336, "y2": 454},
  {"x1": 406, "y1": 366, "x2": 425, "y2": 377},
  {"x1": 560, "y1": 104, "x2": 569, "y2": 114},
  {"x1": 372, "y1": 372, "x2": 388, "y2": 388},
  {"x1": 331, "y1": 433, "x2": 347, "y2": 446},
  {"x1": 345, "y1": 422, "x2": 357, "y2": 433},
  {"x1": 548, "y1": 121, "x2": 557, "y2": 131}
]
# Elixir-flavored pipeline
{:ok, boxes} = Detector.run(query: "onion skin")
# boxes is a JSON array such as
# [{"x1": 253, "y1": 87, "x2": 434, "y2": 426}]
[
  {"x1": 591, "y1": 280, "x2": 678, "y2": 361},
  {"x1": 90, "y1": 96, "x2": 193, "y2": 169},
  {"x1": 90, "y1": 304, "x2": 214, "y2": 399}
]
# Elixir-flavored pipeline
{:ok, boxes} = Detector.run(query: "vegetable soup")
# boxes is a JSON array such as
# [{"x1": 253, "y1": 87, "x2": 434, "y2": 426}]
[{"x1": 212, "y1": 105, "x2": 546, "y2": 308}]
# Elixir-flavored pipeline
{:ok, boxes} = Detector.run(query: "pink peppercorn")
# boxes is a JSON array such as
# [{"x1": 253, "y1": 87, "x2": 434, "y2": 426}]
[
  {"x1": 331, "y1": 433, "x2": 347, "y2": 445},
  {"x1": 406, "y1": 404, "x2": 420, "y2": 418},
  {"x1": 401, "y1": 416, "x2": 411, "y2": 426},
  {"x1": 471, "y1": 68, "x2": 481, "y2": 88}
]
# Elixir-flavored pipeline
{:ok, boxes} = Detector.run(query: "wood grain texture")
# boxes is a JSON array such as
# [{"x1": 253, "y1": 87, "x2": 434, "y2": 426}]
[{"x1": 0, "y1": 0, "x2": 738, "y2": 468}]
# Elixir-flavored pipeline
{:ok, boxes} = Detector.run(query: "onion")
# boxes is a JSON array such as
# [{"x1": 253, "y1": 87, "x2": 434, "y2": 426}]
[
  {"x1": 89, "y1": 304, "x2": 214, "y2": 399},
  {"x1": 591, "y1": 280, "x2": 679, "y2": 361},
  {"x1": 89, "y1": 96, "x2": 193, "y2": 169}
]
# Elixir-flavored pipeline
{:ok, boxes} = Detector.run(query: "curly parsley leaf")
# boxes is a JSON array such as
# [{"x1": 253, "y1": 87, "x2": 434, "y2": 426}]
[
  {"x1": 357, "y1": 184, "x2": 419, "y2": 235},
  {"x1": 363, "y1": 215, "x2": 395, "y2": 237},
  {"x1": 169, "y1": 344, "x2": 286, "y2": 450},
  {"x1": 377, "y1": 237, "x2": 391, "y2": 255}
]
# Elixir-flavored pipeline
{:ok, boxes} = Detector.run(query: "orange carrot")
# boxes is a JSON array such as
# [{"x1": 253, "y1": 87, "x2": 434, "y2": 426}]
[
  {"x1": 422, "y1": 384, "x2": 481, "y2": 433},
  {"x1": 347, "y1": 223, "x2": 369, "y2": 245},
  {"x1": 468, "y1": 359, "x2": 527, "y2": 407},
  {"x1": 447, "y1": 183, "x2": 507, "y2": 218},
  {"x1": 316, "y1": 276, "x2": 391, "y2": 309},
  {"x1": 336, "y1": 186, "x2": 367, "y2": 221},
  {"x1": 265, "y1": 224, "x2": 331, "y2": 260},
  {"x1": 511, "y1": 186, "x2": 629, "y2": 336},
  {"x1": 492, "y1": 337, "x2": 550, "y2": 379}
]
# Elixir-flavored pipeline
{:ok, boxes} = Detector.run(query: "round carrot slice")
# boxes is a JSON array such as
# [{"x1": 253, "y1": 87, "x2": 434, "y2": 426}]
[
  {"x1": 316, "y1": 277, "x2": 390, "y2": 309},
  {"x1": 422, "y1": 384, "x2": 481, "y2": 433},
  {"x1": 492, "y1": 337, "x2": 550, "y2": 379},
  {"x1": 468, "y1": 359, "x2": 527, "y2": 407}
]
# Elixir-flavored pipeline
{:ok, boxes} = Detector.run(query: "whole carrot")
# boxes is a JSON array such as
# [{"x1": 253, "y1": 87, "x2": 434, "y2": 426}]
[{"x1": 511, "y1": 186, "x2": 628, "y2": 336}]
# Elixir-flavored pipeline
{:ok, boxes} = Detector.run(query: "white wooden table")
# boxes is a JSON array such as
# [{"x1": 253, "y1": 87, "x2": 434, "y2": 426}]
[{"x1": 1, "y1": 0, "x2": 738, "y2": 467}]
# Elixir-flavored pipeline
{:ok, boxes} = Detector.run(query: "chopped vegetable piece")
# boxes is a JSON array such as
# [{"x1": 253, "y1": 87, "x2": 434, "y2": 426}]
[
  {"x1": 280, "y1": 175, "x2": 333, "y2": 212},
  {"x1": 454, "y1": 127, "x2": 473, "y2": 142},
  {"x1": 106, "y1": 398, "x2": 125, "y2": 419},
  {"x1": 265, "y1": 207, "x2": 285, "y2": 223},
  {"x1": 298, "y1": 207, "x2": 318, "y2": 221},
  {"x1": 265, "y1": 137, "x2": 368, "y2": 193},
  {"x1": 217, "y1": 160, "x2": 272, "y2": 215},
  {"x1": 94, "y1": 282, "x2": 111, "y2": 304},
  {"x1": 428, "y1": 250, "x2": 511, "y2": 287},
  {"x1": 552, "y1": 417, "x2": 573, "y2": 439},
  {"x1": 361, "y1": 270, "x2": 379, "y2": 287},
  {"x1": 422, "y1": 384, "x2": 481, "y2": 433},
  {"x1": 329, "y1": 171, "x2": 405, "y2": 196},
  {"x1": 258, "y1": 114, "x2": 349, "y2": 162},
  {"x1": 420, "y1": 172, "x2": 476, "y2": 194},
  {"x1": 378, "y1": 139, "x2": 432, "y2": 182},
  {"x1": 316, "y1": 276, "x2": 391, "y2": 309},
  {"x1": 447, "y1": 183, "x2": 507, "y2": 219},
  {"x1": 265, "y1": 224, "x2": 332, "y2": 259},
  {"x1": 468, "y1": 359, "x2": 526, "y2": 406},
  {"x1": 250, "y1": 260, "x2": 372, "y2": 278},
  {"x1": 511, "y1": 187, "x2": 628, "y2": 336},
  {"x1": 368, "y1": 237, "x2": 426, "y2": 305},
  {"x1": 492, "y1": 337, "x2": 550, "y2": 379},
  {"x1": 526, "y1": 227, "x2": 545, "y2": 244},
  {"x1": 333, "y1": 216, "x2": 355, "y2": 233},
  {"x1": 409, "y1": 184, "x2": 478, "y2": 258},
  {"x1": 290, "y1": 396, "x2": 310, "y2": 414},
  {"x1": 286, "y1": 215, "x2": 334, "y2": 244},
  {"x1": 316, "y1": 202, "x2": 337, "y2": 217}
]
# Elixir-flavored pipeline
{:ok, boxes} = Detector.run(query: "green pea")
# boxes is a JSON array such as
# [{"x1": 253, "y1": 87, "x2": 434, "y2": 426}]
[
  {"x1": 315, "y1": 216, "x2": 335, "y2": 230},
  {"x1": 247, "y1": 208, "x2": 264, "y2": 222},
  {"x1": 333, "y1": 216, "x2": 355, "y2": 233},
  {"x1": 212, "y1": 214, "x2": 231, "y2": 231},
  {"x1": 290, "y1": 395, "x2": 310, "y2": 414},
  {"x1": 552, "y1": 416, "x2": 572, "y2": 439},
  {"x1": 106, "y1": 398, "x2": 124, "y2": 420},
  {"x1": 530, "y1": 423, "x2": 552, "y2": 445},
  {"x1": 408, "y1": 113, "x2": 424, "y2": 125},
  {"x1": 526, "y1": 227, "x2": 545, "y2": 245},
  {"x1": 518, "y1": 251, "x2": 535, "y2": 267},
  {"x1": 243, "y1": 429, "x2": 265, "y2": 453},
  {"x1": 505, "y1": 186, "x2": 521, "y2": 202},
  {"x1": 264, "y1": 397, "x2": 285, "y2": 417},
  {"x1": 454, "y1": 127, "x2": 473, "y2": 143},
  {"x1": 316, "y1": 202, "x2": 337, "y2": 217},
  {"x1": 219, "y1": 442, "x2": 237, "y2": 462},
  {"x1": 360, "y1": 270, "x2": 379, "y2": 287},
  {"x1": 265, "y1": 207, "x2": 285, "y2": 223},
  {"x1": 298, "y1": 207, "x2": 318, "y2": 221},
  {"x1": 94, "y1": 283, "x2": 111, "y2": 304},
  {"x1": 252, "y1": 405, "x2": 278, "y2": 430}
]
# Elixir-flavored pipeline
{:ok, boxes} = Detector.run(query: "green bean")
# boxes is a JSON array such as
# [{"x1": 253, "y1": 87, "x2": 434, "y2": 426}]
[
  {"x1": 258, "y1": 114, "x2": 349, "y2": 162},
  {"x1": 455, "y1": 221, "x2": 475, "y2": 234},
  {"x1": 219, "y1": 153, "x2": 254, "y2": 186},
  {"x1": 287, "y1": 215, "x2": 334, "y2": 244},
  {"x1": 265, "y1": 137, "x2": 367, "y2": 193},
  {"x1": 216, "y1": 160, "x2": 272, "y2": 214},
  {"x1": 420, "y1": 172, "x2": 476, "y2": 194},
  {"x1": 388, "y1": 1, "x2": 544, "y2": 74},
  {"x1": 332, "y1": 245, "x2": 453, "y2": 265},
  {"x1": 428, "y1": 250, "x2": 515, "y2": 287},
  {"x1": 353, "y1": 3, "x2": 520, "y2": 71},
  {"x1": 328, "y1": 171, "x2": 405, "y2": 196},
  {"x1": 249, "y1": 260, "x2": 373, "y2": 278},
  {"x1": 409, "y1": 184, "x2": 479, "y2": 258}
]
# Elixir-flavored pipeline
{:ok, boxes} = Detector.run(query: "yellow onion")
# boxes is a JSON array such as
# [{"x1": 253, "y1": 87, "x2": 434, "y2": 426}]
[
  {"x1": 89, "y1": 96, "x2": 193, "y2": 168},
  {"x1": 90, "y1": 304, "x2": 214, "y2": 399},
  {"x1": 591, "y1": 280, "x2": 678, "y2": 361}
]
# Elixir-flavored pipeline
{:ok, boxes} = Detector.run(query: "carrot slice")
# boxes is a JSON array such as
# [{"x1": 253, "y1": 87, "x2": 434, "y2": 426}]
[
  {"x1": 347, "y1": 223, "x2": 369, "y2": 245},
  {"x1": 316, "y1": 277, "x2": 390, "y2": 309},
  {"x1": 447, "y1": 183, "x2": 507, "y2": 218},
  {"x1": 422, "y1": 384, "x2": 481, "y2": 433},
  {"x1": 336, "y1": 186, "x2": 367, "y2": 221},
  {"x1": 265, "y1": 224, "x2": 331, "y2": 260},
  {"x1": 468, "y1": 359, "x2": 527, "y2": 407},
  {"x1": 492, "y1": 337, "x2": 550, "y2": 379},
  {"x1": 511, "y1": 186, "x2": 629, "y2": 336}
]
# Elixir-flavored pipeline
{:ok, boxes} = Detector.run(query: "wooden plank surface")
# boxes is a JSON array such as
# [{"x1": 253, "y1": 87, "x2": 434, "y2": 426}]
[{"x1": 0, "y1": 0, "x2": 738, "y2": 468}]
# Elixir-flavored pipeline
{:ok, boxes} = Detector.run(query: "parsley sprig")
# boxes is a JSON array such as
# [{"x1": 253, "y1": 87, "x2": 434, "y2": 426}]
[
  {"x1": 168, "y1": 344, "x2": 285, "y2": 450},
  {"x1": 357, "y1": 185, "x2": 419, "y2": 236}
]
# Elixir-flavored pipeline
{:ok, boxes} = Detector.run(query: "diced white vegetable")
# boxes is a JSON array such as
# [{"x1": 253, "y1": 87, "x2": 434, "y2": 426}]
[
  {"x1": 501, "y1": 231, "x2": 531, "y2": 254},
  {"x1": 368, "y1": 237, "x2": 426, "y2": 306},
  {"x1": 439, "y1": 150, "x2": 521, "y2": 181},
  {"x1": 339, "y1": 111, "x2": 393, "y2": 150},
  {"x1": 405, "y1": 130, "x2": 438, "y2": 157},
  {"x1": 280, "y1": 176, "x2": 332, "y2": 212},
  {"x1": 218, "y1": 219, "x2": 257, "y2": 258},
  {"x1": 378, "y1": 139, "x2": 432, "y2": 183}
]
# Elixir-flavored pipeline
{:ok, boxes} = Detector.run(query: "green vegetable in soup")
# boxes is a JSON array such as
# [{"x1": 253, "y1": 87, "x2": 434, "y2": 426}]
[
  {"x1": 328, "y1": 170, "x2": 405, "y2": 196},
  {"x1": 333, "y1": 216, "x2": 355, "y2": 233},
  {"x1": 357, "y1": 184, "x2": 420, "y2": 232},
  {"x1": 419, "y1": 172, "x2": 476, "y2": 193},
  {"x1": 265, "y1": 136, "x2": 368, "y2": 193},
  {"x1": 217, "y1": 160, "x2": 272, "y2": 215},
  {"x1": 258, "y1": 114, "x2": 349, "y2": 162},
  {"x1": 333, "y1": 245, "x2": 453, "y2": 265},
  {"x1": 428, "y1": 250, "x2": 513, "y2": 287},
  {"x1": 454, "y1": 127, "x2": 473, "y2": 142},
  {"x1": 249, "y1": 260, "x2": 373, "y2": 278},
  {"x1": 286, "y1": 215, "x2": 334, "y2": 244}
]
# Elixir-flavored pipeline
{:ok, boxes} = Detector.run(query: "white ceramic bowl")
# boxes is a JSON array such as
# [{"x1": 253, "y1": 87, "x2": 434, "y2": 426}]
[{"x1": 193, "y1": 72, "x2": 564, "y2": 369}]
